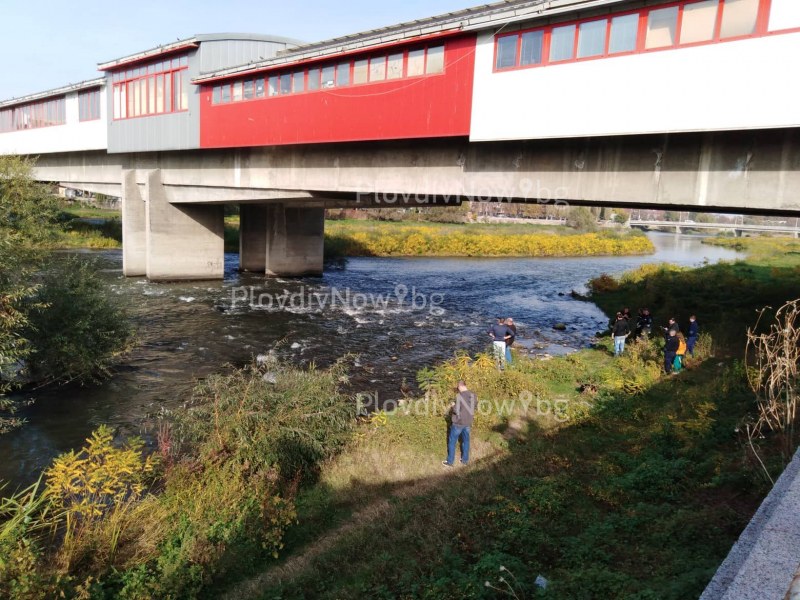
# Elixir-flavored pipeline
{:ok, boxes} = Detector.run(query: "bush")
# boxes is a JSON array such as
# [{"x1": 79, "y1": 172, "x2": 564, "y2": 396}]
[
  {"x1": 566, "y1": 207, "x2": 598, "y2": 232},
  {"x1": 25, "y1": 257, "x2": 132, "y2": 384}
]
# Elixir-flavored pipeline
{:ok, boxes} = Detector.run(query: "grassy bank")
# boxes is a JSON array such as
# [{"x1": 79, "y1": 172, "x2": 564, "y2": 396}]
[
  {"x1": 588, "y1": 236, "x2": 800, "y2": 350},
  {"x1": 211, "y1": 336, "x2": 761, "y2": 600},
  {"x1": 324, "y1": 220, "x2": 654, "y2": 257},
  {"x1": 0, "y1": 357, "x2": 356, "y2": 598}
]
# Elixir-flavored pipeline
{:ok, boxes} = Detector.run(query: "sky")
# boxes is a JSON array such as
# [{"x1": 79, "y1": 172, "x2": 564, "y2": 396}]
[{"x1": 0, "y1": 0, "x2": 471, "y2": 100}]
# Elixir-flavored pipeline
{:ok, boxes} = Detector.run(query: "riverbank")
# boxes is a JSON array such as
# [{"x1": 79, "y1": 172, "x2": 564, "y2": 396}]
[
  {"x1": 325, "y1": 219, "x2": 654, "y2": 257},
  {"x1": 2, "y1": 235, "x2": 795, "y2": 598}
]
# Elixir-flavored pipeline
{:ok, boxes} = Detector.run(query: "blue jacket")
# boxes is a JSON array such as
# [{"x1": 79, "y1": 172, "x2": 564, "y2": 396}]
[{"x1": 688, "y1": 321, "x2": 699, "y2": 337}]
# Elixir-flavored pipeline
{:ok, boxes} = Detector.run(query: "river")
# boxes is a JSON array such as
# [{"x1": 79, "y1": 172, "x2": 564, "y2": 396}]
[{"x1": 0, "y1": 232, "x2": 740, "y2": 489}]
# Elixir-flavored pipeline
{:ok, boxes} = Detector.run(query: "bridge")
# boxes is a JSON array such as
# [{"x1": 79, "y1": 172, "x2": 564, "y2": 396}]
[
  {"x1": 630, "y1": 220, "x2": 800, "y2": 237},
  {"x1": 1, "y1": 0, "x2": 800, "y2": 280}
]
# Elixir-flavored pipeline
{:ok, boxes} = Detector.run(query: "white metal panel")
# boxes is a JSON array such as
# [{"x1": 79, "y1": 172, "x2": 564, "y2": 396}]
[
  {"x1": 470, "y1": 30, "x2": 800, "y2": 141},
  {"x1": 769, "y1": 0, "x2": 800, "y2": 31},
  {"x1": 0, "y1": 88, "x2": 107, "y2": 155}
]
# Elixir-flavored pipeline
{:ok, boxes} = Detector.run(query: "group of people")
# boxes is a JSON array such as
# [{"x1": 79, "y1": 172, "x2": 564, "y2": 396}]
[
  {"x1": 611, "y1": 308, "x2": 700, "y2": 374},
  {"x1": 442, "y1": 317, "x2": 516, "y2": 467},
  {"x1": 442, "y1": 311, "x2": 701, "y2": 467}
]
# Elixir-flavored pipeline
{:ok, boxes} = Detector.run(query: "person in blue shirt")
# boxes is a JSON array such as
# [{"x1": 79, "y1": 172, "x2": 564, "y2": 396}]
[{"x1": 686, "y1": 315, "x2": 699, "y2": 357}]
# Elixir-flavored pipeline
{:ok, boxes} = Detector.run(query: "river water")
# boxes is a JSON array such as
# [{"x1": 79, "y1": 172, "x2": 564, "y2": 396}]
[{"x1": 0, "y1": 233, "x2": 740, "y2": 488}]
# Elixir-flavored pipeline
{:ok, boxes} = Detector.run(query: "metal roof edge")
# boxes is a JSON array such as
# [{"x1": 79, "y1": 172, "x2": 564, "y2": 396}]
[
  {"x1": 0, "y1": 77, "x2": 106, "y2": 108},
  {"x1": 193, "y1": 0, "x2": 627, "y2": 83}
]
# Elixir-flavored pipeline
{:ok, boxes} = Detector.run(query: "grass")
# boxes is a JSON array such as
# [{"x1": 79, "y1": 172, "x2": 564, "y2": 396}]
[
  {"x1": 214, "y1": 337, "x2": 763, "y2": 600},
  {"x1": 324, "y1": 219, "x2": 654, "y2": 258}
]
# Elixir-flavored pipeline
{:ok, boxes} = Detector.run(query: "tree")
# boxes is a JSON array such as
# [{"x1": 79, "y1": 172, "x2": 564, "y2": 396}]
[{"x1": 566, "y1": 207, "x2": 598, "y2": 232}]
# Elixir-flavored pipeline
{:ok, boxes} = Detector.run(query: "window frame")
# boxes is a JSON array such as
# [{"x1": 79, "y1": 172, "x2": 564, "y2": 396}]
[
  {"x1": 492, "y1": 0, "x2": 774, "y2": 73},
  {"x1": 111, "y1": 53, "x2": 190, "y2": 120}
]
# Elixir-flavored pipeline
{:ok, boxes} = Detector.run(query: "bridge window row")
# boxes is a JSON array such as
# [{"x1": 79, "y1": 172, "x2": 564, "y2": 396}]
[
  {"x1": 78, "y1": 89, "x2": 101, "y2": 121},
  {"x1": 211, "y1": 45, "x2": 445, "y2": 105},
  {"x1": 495, "y1": 0, "x2": 788, "y2": 71},
  {"x1": 110, "y1": 55, "x2": 189, "y2": 120},
  {"x1": 0, "y1": 96, "x2": 66, "y2": 133}
]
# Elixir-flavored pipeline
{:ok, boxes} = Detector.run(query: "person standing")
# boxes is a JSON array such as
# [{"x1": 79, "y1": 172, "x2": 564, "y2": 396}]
[
  {"x1": 663, "y1": 317, "x2": 679, "y2": 339},
  {"x1": 612, "y1": 313, "x2": 631, "y2": 357},
  {"x1": 489, "y1": 317, "x2": 512, "y2": 370},
  {"x1": 664, "y1": 329, "x2": 680, "y2": 374},
  {"x1": 443, "y1": 381, "x2": 477, "y2": 467},
  {"x1": 686, "y1": 315, "x2": 699, "y2": 357},
  {"x1": 504, "y1": 318, "x2": 517, "y2": 365},
  {"x1": 637, "y1": 308, "x2": 653, "y2": 339}
]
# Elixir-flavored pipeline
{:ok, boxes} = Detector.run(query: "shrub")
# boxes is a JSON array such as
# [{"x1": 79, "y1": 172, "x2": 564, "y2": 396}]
[{"x1": 25, "y1": 256, "x2": 132, "y2": 384}]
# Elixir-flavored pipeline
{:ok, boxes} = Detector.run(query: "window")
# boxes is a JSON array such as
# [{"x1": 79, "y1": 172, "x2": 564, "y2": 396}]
[
  {"x1": 407, "y1": 49, "x2": 425, "y2": 76},
  {"x1": 110, "y1": 52, "x2": 189, "y2": 119},
  {"x1": 354, "y1": 59, "x2": 368, "y2": 84},
  {"x1": 336, "y1": 62, "x2": 350, "y2": 86},
  {"x1": 369, "y1": 57, "x2": 386, "y2": 81},
  {"x1": 550, "y1": 24, "x2": 576, "y2": 61},
  {"x1": 496, "y1": 35, "x2": 518, "y2": 69},
  {"x1": 279, "y1": 73, "x2": 291, "y2": 95},
  {"x1": 609, "y1": 13, "x2": 639, "y2": 54},
  {"x1": 78, "y1": 89, "x2": 101, "y2": 121},
  {"x1": 205, "y1": 42, "x2": 448, "y2": 106},
  {"x1": 681, "y1": 0, "x2": 719, "y2": 44},
  {"x1": 321, "y1": 65, "x2": 335, "y2": 88},
  {"x1": 244, "y1": 79, "x2": 255, "y2": 99},
  {"x1": 770, "y1": 0, "x2": 800, "y2": 31},
  {"x1": 720, "y1": 0, "x2": 760, "y2": 38},
  {"x1": 646, "y1": 6, "x2": 679, "y2": 49},
  {"x1": 0, "y1": 96, "x2": 66, "y2": 132},
  {"x1": 520, "y1": 30, "x2": 544, "y2": 65},
  {"x1": 578, "y1": 19, "x2": 607, "y2": 58},
  {"x1": 307, "y1": 68, "x2": 320, "y2": 91},
  {"x1": 387, "y1": 53, "x2": 404, "y2": 79},
  {"x1": 292, "y1": 72, "x2": 305, "y2": 93},
  {"x1": 426, "y1": 45, "x2": 445, "y2": 74}
]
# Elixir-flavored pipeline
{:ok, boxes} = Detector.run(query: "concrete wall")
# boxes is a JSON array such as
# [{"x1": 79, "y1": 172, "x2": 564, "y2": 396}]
[
  {"x1": 0, "y1": 88, "x2": 107, "y2": 155},
  {"x1": 31, "y1": 128, "x2": 800, "y2": 215},
  {"x1": 470, "y1": 29, "x2": 800, "y2": 141}
]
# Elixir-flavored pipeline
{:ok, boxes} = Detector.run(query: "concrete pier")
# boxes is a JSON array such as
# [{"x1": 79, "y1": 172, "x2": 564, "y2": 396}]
[
  {"x1": 144, "y1": 170, "x2": 225, "y2": 281},
  {"x1": 265, "y1": 204, "x2": 324, "y2": 277},
  {"x1": 121, "y1": 170, "x2": 146, "y2": 277},
  {"x1": 239, "y1": 204, "x2": 268, "y2": 273}
]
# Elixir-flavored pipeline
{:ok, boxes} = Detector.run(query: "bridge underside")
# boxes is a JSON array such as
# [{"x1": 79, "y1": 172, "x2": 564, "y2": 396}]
[{"x1": 30, "y1": 128, "x2": 800, "y2": 280}]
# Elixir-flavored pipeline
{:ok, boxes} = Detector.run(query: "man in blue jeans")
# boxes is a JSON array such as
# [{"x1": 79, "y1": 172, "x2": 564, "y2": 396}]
[{"x1": 443, "y1": 381, "x2": 477, "y2": 467}]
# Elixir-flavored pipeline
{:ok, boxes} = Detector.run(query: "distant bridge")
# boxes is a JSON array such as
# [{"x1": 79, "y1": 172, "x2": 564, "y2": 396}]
[{"x1": 630, "y1": 220, "x2": 800, "y2": 237}]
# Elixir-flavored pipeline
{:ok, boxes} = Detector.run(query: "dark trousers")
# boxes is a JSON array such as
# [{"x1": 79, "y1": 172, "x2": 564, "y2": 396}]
[
  {"x1": 687, "y1": 336, "x2": 698, "y2": 356},
  {"x1": 665, "y1": 351, "x2": 677, "y2": 374}
]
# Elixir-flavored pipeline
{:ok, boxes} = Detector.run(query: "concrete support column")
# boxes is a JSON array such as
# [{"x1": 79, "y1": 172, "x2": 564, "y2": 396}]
[
  {"x1": 121, "y1": 170, "x2": 146, "y2": 277},
  {"x1": 265, "y1": 204, "x2": 324, "y2": 277},
  {"x1": 145, "y1": 169, "x2": 225, "y2": 281},
  {"x1": 239, "y1": 204, "x2": 268, "y2": 273}
]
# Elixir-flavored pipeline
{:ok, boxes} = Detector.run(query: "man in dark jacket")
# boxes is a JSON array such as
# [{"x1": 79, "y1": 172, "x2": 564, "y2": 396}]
[
  {"x1": 443, "y1": 381, "x2": 477, "y2": 467},
  {"x1": 504, "y1": 318, "x2": 517, "y2": 364},
  {"x1": 664, "y1": 329, "x2": 680, "y2": 374},
  {"x1": 686, "y1": 315, "x2": 699, "y2": 356},
  {"x1": 637, "y1": 308, "x2": 653, "y2": 338},
  {"x1": 489, "y1": 317, "x2": 513, "y2": 370},
  {"x1": 612, "y1": 312, "x2": 631, "y2": 357}
]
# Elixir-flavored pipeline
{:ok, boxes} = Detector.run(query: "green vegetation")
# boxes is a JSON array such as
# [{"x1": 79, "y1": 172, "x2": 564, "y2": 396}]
[
  {"x1": 0, "y1": 156, "x2": 131, "y2": 433},
  {"x1": 0, "y1": 358, "x2": 355, "y2": 599},
  {"x1": 324, "y1": 220, "x2": 653, "y2": 258}
]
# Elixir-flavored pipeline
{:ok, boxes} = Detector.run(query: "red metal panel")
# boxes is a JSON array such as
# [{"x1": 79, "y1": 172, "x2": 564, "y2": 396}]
[{"x1": 199, "y1": 35, "x2": 476, "y2": 148}]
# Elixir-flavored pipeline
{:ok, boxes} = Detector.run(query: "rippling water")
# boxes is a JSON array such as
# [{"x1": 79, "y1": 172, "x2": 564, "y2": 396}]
[{"x1": 0, "y1": 233, "x2": 740, "y2": 488}]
